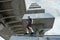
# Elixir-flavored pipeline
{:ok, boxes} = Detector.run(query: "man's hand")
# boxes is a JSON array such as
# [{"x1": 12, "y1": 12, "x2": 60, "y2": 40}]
[{"x1": 32, "y1": 19, "x2": 33, "y2": 24}]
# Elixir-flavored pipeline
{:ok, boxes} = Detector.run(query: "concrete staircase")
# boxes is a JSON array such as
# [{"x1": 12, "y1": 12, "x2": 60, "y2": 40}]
[
  {"x1": 1, "y1": 16, "x2": 25, "y2": 35},
  {"x1": 26, "y1": 3, "x2": 45, "y2": 13},
  {"x1": 0, "y1": 0, "x2": 55, "y2": 40},
  {"x1": 0, "y1": 0, "x2": 26, "y2": 40}
]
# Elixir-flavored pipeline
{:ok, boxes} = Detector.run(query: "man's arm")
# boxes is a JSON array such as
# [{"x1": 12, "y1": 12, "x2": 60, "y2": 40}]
[{"x1": 31, "y1": 19, "x2": 33, "y2": 24}]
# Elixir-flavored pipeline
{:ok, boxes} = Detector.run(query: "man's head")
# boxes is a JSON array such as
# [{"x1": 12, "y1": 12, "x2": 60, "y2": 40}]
[{"x1": 28, "y1": 16, "x2": 30, "y2": 19}]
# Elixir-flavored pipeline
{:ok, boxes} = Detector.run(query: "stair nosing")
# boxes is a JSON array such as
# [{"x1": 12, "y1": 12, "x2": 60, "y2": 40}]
[
  {"x1": 10, "y1": 25, "x2": 22, "y2": 27},
  {"x1": 0, "y1": 9, "x2": 14, "y2": 12},
  {"x1": 1, "y1": 16, "x2": 16, "y2": 20},
  {"x1": 11, "y1": 27, "x2": 24, "y2": 30},
  {"x1": 28, "y1": 9, "x2": 45, "y2": 10},
  {"x1": 6, "y1": 21, "x2": 21, "y2": 24}
]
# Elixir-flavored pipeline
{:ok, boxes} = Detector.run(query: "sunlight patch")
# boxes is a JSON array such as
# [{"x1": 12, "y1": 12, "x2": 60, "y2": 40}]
[{"x1": 0, "y1": 36, "x2": 5, "y2": 40}]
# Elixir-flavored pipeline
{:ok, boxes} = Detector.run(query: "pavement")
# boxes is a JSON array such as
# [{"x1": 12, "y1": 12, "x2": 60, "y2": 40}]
[{"x1": 10, "y1": 35, "x2": 47, "y2": 40}]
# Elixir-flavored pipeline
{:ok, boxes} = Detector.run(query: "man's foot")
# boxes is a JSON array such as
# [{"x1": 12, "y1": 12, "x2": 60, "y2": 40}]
[
  {"x1": 30, "y1": 32, "x2": 34, "y2": 36},
  {"x1": 31, "y1": 32, "x2": 34, "y2": 34}
]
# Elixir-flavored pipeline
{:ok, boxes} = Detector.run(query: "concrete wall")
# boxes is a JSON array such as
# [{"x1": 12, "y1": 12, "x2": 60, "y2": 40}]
[{"x1": 12, "y1": 0, "x2": 26, "y2": 16}]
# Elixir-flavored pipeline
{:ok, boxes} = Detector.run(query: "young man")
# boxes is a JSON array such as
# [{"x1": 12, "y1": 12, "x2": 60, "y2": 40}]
[{"x1": 25, "y1": 16, "x2": 34, "y2": 35}]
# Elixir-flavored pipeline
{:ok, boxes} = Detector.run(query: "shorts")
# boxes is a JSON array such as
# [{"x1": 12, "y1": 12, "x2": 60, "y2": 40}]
[{"x1": 26, "y1": 24, "x2": 32, "y2": 29}]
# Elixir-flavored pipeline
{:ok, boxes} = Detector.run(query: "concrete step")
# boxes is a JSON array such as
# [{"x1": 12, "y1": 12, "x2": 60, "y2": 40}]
[
  {"x1": 0, "y1": 0, "x2": 12, "y2": 2},
  {"x1": 10, "y1": 36, "x2": 47, "y2": 40},
  {"x1": 27, "y1": 9, "x2": 45, "y2": 13},
  {"x1": 27, "y1": 3, "x2": 45, "y2": 13},
  {"x1": 14, "y1": 31, "x2": 25, "y2": 34},
  {"x1": 0, "y1": 9, "x2": 13, "y2": 12},
  {"x1": 11, "y1": 27, "x2": 24, "y2": 30},
  {"x1": 0, "y1": 0, "x2": 11, "y2": 1},
  {"x1": 7, "y1": 21, "x2": 22, "y2": 26},
  {"x1": 1, "y1": 16, "x2": 16, "y2": 19},
  {"x1": 11, "y1": 27, "x2": 25, "y2": 34},
  {"x1": 2, "y1": 16, "x2": 22, "y2": 24},
  {"x1": 0, "y1": 1, "x2": 12, "y2": 10},
  {"x1": 6, "y1": 21, "x2": 21, "y2": 24},
  {"x1": 29, "y1": 3, "x2": 41, "y2": 9},
  {"x1": 2, "y1": 16, "x2": 24, "y2": 34},
  {"x1": 10, "y1": 25, "x2": 22, "y2": 28}
]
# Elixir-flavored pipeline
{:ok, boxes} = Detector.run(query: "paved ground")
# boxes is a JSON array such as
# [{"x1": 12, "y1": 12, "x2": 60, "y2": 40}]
[{"x1": 10, "y1": 35, "x2": 47, "y2": 40}]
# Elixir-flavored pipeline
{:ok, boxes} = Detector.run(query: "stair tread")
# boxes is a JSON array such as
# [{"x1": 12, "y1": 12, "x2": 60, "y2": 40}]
[
  {"x1": 6, "y1": 21, "x2": 22, "y2": 24},
  {"x1": 10, "y1": 25, "x2": 22, "y2": 27},
  {"x1": 15, "y1": 32, "x2": 25, "y2": 34},
  {"x1": 28, "y1": 8, "x2": 44, "y2": 10},
  {"x1": 11, "y1": 27, "x2": 24, "y2": 30},
  {"x1": 14, "y1": 31, "x2": 25, "y2": 34},
  {"x1": 29, "y1": 3, "x2": 41, "y2": 9},
  {"x1": 14, "y1": 30, "x2": 24, "y2": 32},
  {"x1": 0, "y1": 9, "x2": 14, "y2": 12},
  {"x1": 1, "y1": 16, "x2": 16, "y2": 20}
]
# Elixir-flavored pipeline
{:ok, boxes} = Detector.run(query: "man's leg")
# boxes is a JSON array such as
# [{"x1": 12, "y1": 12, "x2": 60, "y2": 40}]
[
  {"x1": 29, "y1": 27, "x2": 34, "y2": 33},
  {"x1": 26, "y1": 28, "x2": 29, "y2": 34}
]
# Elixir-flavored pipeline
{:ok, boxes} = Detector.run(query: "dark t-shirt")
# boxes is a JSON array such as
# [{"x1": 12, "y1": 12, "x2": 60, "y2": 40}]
[{"x1": 27, "y1": 18, "x2": 32, "y2": 25}]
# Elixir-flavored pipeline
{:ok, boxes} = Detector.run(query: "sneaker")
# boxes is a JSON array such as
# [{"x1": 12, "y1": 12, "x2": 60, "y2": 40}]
[
  {"x1": 31, "y1": 32, "x2": 34, "y2": 34},
  {"x1": 30, "y1": 32, "x2": 34, "y2": 36}
]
